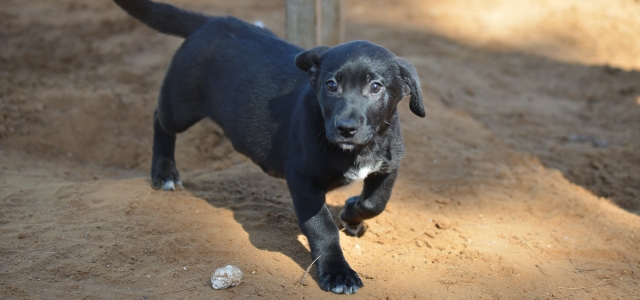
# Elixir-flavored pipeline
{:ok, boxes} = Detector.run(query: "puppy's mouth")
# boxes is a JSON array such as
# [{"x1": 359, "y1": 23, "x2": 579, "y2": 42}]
[
  {"x1": 337, "y1": 142, "x2": 357, "y2": 151},
  {"x1": 330, "y1": 136, "x2": 372, "y2": 151}
]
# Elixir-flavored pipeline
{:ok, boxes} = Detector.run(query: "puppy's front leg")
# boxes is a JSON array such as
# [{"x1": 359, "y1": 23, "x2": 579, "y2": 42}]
[
  {"x1": 287, "y1": 174, "x2": 363, "y2": 295},
  {"x1": 340, "y1": 170, "x2": 398, "y2": 237}
]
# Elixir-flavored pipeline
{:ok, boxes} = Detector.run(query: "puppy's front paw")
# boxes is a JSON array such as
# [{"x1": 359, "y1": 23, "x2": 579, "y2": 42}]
[
  {"x1": 339, "y1": 196, "x2": 367, "y2": 237},
  {"x1": 340, "y1": 219, "x2": 367, "y2": 237},
  {"x1": 318, "y1": 265, "x2": 363, "y2": 295}
]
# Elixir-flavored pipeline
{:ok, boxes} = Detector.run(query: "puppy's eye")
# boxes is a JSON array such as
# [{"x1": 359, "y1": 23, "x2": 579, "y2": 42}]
[
  {"x1": 370, "y1": 82, "x2": 383, "y2": 94},
  {"x1": 326, "y1": 81, "x2": 338, "y2": 92}
]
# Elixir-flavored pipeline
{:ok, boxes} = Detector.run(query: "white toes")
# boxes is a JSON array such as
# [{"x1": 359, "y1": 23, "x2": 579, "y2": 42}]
[
  {"x1": 163, "y1": 180, "x2": 175, "y2": 191},
  {"x1": 341, "y1": 220, "x2": 363, "y2": 237},
  {"x1": 161, "y1": 179, "x2": 183, "y2": 191},
  {"x1": 332, "y1": 286, "x2": 345, "y2": 294}
]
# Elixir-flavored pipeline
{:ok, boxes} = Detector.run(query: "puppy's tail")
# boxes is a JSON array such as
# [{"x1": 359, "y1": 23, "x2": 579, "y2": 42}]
[{"x1": 113, "y1": 0, "x2": 209, "y2": 38}]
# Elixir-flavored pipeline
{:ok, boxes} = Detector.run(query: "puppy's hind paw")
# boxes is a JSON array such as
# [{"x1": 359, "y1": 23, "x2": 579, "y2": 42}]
[
  {"x1": 162, "y1": 179, "x2": 183, "y2": 191},
  {"x1": 152, "y1": 177, "x2": 183, "y2": 191},
  {"x1": 151, "y1": 156, "x2": 182, "y2": 191}
]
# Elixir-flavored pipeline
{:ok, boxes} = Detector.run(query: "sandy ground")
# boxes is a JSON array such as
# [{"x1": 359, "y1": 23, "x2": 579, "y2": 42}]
[{"x1": 1, "y1": 0, "x2": 639, "y2": 299}]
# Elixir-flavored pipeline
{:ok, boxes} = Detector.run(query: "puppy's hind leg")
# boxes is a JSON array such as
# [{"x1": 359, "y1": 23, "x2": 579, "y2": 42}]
[
  {"x1": 151, "y1": 109, "x2": 183, "y2": 190},
  {"x1": 151, "y1": 104, "x2": 205, "y2": 191},
  {"x1": 340, "y1": 170, "x2": 398, "y2": 237}
]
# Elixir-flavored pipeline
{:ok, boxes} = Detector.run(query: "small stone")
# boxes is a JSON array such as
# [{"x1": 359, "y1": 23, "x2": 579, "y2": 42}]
[
  {"x1": 433, "y1": 216, "x2": 452, "y2": 229},
  {"x1": 435, "y1": 197, "x2": 451, "y2": 204},
  {"x1": 211, "y1": 265, "x2": 243, "y2": 289}
]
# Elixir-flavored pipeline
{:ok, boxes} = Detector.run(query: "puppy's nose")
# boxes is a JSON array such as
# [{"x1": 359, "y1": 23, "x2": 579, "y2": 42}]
[{"x1": 336, "y1": 119, "x2": 358, "y2": 138}]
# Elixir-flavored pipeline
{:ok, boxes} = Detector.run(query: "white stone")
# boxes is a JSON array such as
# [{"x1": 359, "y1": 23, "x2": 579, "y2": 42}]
[{"x1": 211, "y1": 265, "x2": 243, "y2": 290}]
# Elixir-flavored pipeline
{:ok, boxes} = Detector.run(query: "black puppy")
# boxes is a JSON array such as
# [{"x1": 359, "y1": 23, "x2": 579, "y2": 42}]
[{"x1": 113, "y1": 0, "x2": 424, "y2": 294}]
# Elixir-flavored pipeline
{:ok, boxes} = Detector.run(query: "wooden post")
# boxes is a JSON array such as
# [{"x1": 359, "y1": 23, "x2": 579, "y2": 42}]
[
  {"x1": 285, "y1": 0, "x2": 319, "y2": 49},
  {"x1": 286, "y1": 0, "x2": 343, "y2": 49},
  {"x1": 319, "y1": 0, "x2": 344, "y2": 46}
]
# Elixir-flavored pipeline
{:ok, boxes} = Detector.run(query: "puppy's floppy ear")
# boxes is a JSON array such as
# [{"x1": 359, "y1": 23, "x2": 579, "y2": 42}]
[
  {"x1": 396, "y1": 58, "x2": 425, "y2": 118},
  {"x1": 294, "y1": 46, "x2": 330, "y2": 72}
]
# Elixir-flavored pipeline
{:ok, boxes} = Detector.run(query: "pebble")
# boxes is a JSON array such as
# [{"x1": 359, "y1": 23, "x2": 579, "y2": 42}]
[{"x1": 211, "y1": 265, "x2": 243, "y2": 289}]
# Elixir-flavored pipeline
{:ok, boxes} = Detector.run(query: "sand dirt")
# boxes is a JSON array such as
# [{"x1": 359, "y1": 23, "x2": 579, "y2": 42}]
[{"x1": 1, "y1": 0, "x2": 639, "y2": 299}]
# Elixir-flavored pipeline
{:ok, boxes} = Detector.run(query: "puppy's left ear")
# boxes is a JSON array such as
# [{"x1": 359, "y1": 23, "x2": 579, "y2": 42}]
[
  {"x1": 396, "y1": 58, "x2": 425, "y2": 118},
  {"x1": 295, "y1": 46, "x2": 330, "y2": 72}
]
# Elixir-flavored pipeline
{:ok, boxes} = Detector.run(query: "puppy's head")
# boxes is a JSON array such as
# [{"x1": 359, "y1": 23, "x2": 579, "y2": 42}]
[{"x1": 295, "y1": 41, "x2": 424, "y2": 150}]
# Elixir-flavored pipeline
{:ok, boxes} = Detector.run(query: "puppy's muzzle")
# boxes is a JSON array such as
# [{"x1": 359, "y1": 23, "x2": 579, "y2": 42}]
[
  {"x1": 336, "y1": 119, "x2": 358, "y2": 138},
  {"x1": 328, "y1": 118, "x2": 376, "y2": 151}
]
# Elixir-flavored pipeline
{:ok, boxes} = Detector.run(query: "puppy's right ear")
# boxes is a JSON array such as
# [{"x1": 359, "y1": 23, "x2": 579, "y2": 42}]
[{"x1": 294, "y1": 46, "x2": 330, "y2": 72}]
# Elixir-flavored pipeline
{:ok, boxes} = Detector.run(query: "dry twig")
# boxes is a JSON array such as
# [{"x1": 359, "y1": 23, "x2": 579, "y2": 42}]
[
  {"x1": 295, "y1": 255, "x2": 321, "y2": 286},
  {"x1": 403, "y1": 231, "x2": 425, "y2": 244},
  {"x1": 558, "y1": 258, "x2": 609, "y2": 291},
  {"x1": 570, "y1": 258, "x2": 595, "y2": 286},
  {"x1": 515, "y1": 236, "x2": 550, "y2": 263},
  {"x1": 154, "y1": 249, "x2": 160, "y2": 267}
]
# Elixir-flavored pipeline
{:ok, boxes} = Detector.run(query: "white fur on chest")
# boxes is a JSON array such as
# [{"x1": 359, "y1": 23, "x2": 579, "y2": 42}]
[{"x1": 344, "y1": 160, "x2": 383, "y2": 181}]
